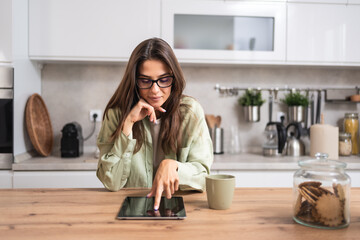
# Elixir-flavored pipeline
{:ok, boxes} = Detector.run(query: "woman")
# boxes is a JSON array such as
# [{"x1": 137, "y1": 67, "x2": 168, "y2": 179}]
[{"x1": 96, "y1": 38, "x2": 213, "y2": 210}]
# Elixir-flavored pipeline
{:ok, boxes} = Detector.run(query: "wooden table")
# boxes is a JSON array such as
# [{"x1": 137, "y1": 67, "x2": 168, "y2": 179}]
[{"x1": 1, "y1": 188, "x2": 359, "y2": 240}]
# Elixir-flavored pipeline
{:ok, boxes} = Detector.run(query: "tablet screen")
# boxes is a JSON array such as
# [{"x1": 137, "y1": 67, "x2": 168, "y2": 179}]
[{"x1": 116, "y1": 196, "x2": 186, "y2": 220}]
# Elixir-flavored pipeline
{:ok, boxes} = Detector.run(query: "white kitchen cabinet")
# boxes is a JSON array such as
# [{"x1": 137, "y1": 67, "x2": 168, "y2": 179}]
[
  {"x1": 161, "y1": 0, "x2": 286, "y2": 64},
  {"x1": 13, "y1": 171, "x2": 103, "y2": 188},
  {"x1": 29, "y1": 0, "x2": 160, "y2": 62},
  {"x1": 0, "y1": 0, "x2": 12, "y2": 63},
  {"x1": 287, "y1": 0, "x2": 346, "y2": 3},
  {"x1": 213, "y1": 170, "x2": 360, "y2": 188},
  {"x1": 214, "y1": 170, "x2": 294, "y2": 187},
  {"x1": 287, "y1": 3, "x2": 360, "y2": 64},
  {"x1": 343, "y1": 5, "x2": 360, "y2": 63},
  {"x1": 0, "y1": 171, "x2": 13, "y2": 188}
]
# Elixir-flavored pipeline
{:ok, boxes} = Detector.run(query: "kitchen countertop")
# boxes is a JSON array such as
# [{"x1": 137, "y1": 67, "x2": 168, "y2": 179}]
[
  {"x1": 1, "y1": 188, "x2": 359, "y2": 240},
  {"x1": 12, "y1": 151, "x2": 360, "y2": 171}
]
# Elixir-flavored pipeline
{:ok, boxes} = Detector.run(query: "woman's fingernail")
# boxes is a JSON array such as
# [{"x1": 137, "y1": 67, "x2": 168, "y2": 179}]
[
  {"x1": 154, "y1": 207, "x2": 158, "y2": 211},
  {"x1": 163, "y1": 109, "x2": 166, "y2": 112}
]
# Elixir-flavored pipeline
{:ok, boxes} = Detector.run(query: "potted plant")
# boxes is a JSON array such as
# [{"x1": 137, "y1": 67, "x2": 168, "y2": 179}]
[
  {"x1": 238, "y1": 89, "x2": 265, "y2": 122},
  {"x1": 281, "y1": 92, "x2": 309, "y2": 123}
]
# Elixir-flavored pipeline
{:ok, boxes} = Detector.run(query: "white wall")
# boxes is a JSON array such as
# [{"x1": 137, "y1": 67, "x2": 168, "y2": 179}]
[{"x1": 13, "y1": 0, "x2": 41, "y2": 157}]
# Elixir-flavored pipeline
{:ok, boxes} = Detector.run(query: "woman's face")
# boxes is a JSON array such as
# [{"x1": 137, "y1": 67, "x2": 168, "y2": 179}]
[{"x1": 137, "y1": 59, "x2": 172, "y2": 110}]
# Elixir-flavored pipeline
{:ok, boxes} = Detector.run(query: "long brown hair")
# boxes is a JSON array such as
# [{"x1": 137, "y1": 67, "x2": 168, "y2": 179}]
[{"x1": 103, "y1": 38, "x2": 186, "y2": 154}]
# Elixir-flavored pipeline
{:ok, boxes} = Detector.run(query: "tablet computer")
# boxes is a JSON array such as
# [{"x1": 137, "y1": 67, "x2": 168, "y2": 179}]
[{"x1": 116, "y1": 196, "x2": 186, "y2": 220}]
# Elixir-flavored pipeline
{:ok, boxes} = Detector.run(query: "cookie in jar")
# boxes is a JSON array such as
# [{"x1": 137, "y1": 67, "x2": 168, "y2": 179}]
[{"x1": 293, "y1": 153, "x2": 351, "y2": 229}]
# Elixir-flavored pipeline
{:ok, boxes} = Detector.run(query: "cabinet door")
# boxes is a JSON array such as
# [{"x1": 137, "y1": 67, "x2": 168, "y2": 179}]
[
  {"x1": 0, "y1": 0, "x2": 12, "y2": 63},
  {"x1": 162, "y1": 0, "x2": 286, "y2": 63},
  {"x1": 13, "y1": 171, "x2": 103, "y2": 188},
  {"x1": 29, "y1": 0, "x2": 160, "y2": 61},
  {"x1": 344, "y1": 5, "x2": 360, "y2": 62},
  {"x1": 287, "y1": 3, "x2": 347, "y2": 63}
]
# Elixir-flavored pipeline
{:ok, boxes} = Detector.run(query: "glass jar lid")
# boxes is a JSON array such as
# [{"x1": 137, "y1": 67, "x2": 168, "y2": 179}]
[
  {"x1": 344, "y1": 113, "x2": 359, "y2": 119},
  {"x1": 298, "y1": 153, "x2": 347, "y2": 170},
  {"x1": 339, "y1": 132, "x2": 352, "y2": 140}
]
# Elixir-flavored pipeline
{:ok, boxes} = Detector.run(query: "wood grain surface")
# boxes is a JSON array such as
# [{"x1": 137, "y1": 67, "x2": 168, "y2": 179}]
[{"x1": 0, "y1": 188, "x2": 359, "y2": 240}]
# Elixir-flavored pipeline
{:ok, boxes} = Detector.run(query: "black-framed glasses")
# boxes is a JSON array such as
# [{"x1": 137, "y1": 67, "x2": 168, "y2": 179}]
[{"x1": 136, "y1": 76, "x2": 174, "y2": 89}]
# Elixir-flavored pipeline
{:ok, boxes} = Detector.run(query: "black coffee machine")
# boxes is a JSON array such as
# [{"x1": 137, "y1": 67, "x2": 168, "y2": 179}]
[{"x1": 61, "y1": 122, "x2": 83, "y2": 158}]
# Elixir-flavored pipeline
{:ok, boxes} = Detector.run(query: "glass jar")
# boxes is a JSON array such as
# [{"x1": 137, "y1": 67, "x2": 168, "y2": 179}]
[
  {"x1": 293, "y1": 153, "x2": 351, "y2": 229},
  {"x1": 344, "y1": 113, "x2": 359, "y2": 155},
  {"x1": 339, "y1": 132, "x2": 352, "y2": 156}
]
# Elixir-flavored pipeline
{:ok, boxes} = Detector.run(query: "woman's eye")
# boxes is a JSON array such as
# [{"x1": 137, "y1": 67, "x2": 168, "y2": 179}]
[
  {"x1": 139, "y1": 79, "x2": 151, "y2": 83},
  {"x1": 159, "y1": 77, "x2": 171, "y2": 83}
]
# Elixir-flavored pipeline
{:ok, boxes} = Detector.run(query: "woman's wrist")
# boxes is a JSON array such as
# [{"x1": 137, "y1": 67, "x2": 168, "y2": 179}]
[{"x1": 122, "y1": 117, "x2": 135, "y2": 136}]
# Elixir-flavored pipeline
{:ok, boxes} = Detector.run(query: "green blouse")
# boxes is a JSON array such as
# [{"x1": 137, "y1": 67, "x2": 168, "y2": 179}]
[{"x1": 96, "y1": 96, "x2": 213, "y2": 192}]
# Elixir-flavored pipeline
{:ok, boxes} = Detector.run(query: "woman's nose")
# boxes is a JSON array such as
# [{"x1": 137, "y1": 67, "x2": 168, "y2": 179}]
[{"x1": 150, "y1": 82, "x2": 160, "y2": 93}]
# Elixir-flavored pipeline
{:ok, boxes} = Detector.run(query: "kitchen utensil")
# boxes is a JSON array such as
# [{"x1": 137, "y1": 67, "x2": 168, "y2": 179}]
[
  {"x1": 315, "y1": 90, "x2": 321, "y2": 124},
  {"x1": 212, "y1": 127, "x2": 224, "y2": 154},
  {"x1": 25, "y1": 93, "x2": 53, "y2": 156},
  {"x1": 263, "y1": 122, "x2": 287, "y2": 157},
  {"x1": 205, "y1": 114, "x2": 216, "y2": 129},
  {"x1": 310, "y1": 94, "x2": 315, "y2": 126},
  {"x1": 285, "y1": 122, "x2": 305, "y2": 156},
  {"x1": 215, "y1": 115, "x2": 222, "y2": 127},
  {"x1": 268, "y1": 92, "x2": 273, "y2": 122}
]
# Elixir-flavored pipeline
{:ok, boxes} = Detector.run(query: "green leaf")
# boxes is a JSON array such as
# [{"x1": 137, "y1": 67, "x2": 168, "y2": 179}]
[
  {"x1": 281, "y1": 92, "x2": 309, "y2": 107},
  {"x1": 238, "y1": 89, "x2": 266, "y2": 106}
]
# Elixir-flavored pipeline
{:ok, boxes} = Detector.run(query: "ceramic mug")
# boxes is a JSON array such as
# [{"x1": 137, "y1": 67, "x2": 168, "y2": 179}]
[{"x1": 205, "y1": 174, "x2": 235, "y2": 210}]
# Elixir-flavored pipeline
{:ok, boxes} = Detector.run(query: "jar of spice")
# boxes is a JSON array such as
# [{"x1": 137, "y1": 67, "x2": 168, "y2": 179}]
[
  {"x1": 344, "y1": 113, "x2": 359, "y2": 155},
  {"x1": 339, "y1": 132, "x2": 352, "y2": 156},
  {"x1": 293, "y1": 153, "x2": 351, "y2": 229}
]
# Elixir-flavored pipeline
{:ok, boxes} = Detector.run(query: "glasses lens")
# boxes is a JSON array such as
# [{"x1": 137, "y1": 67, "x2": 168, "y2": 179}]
[
  {"x1": 158, "y1": 76, "x2": 173, "y2": 88},
  {"x1": 137, "y1": 78, "x2": 152, "y2": 89}
]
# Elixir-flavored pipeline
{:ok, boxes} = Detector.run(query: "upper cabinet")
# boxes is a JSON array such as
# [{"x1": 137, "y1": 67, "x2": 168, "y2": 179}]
[
  {"x1": 287, "y1": 3, "x2": 360, "y2": 64},
  {"x1": 0, "y1": 0, "x2": 12, "y2": 63},
  {"x1": 161, "y1": 0, "x2": 286, "y2": 64},
  {"x1": 29, "y1": 0, "x2": 161, "y2": 62}
]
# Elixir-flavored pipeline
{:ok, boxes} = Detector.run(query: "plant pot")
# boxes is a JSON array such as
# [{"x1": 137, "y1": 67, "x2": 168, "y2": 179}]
[
  {"x1": 288, "y1": 106, "x2": 305, "y2": 123},
  {"x1": 243, "y1": 105, "x2": 260, "y2": 122}
]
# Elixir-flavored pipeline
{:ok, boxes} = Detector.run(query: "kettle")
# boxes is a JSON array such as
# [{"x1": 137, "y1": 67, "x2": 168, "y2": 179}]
[
  {"x1": 284, "y1": 122, "x2": 305, "y2": 157},
  {"x1": 263, "y1": 122, "x2": 287, "y2": 157}
]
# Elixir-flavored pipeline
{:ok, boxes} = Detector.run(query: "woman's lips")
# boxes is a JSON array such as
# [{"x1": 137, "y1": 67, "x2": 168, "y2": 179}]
[{"x1": 148, "y1": 96, "x2": 162, "y2": 102}]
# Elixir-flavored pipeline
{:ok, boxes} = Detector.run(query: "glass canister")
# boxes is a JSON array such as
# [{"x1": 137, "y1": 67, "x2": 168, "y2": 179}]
[
  {"x1": 293, "y1": 153, "x2": 351, "y2": 229},
  {"x1": 339, "y1": 132, "x2": 352, "y2": 156},
  {"x1": 344, "y1": 113, "x2": 359, "y2": 155}
]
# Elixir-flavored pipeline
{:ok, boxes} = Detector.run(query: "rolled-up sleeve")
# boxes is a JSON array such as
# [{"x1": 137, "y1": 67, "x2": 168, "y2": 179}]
[
  {"x1": 96, "y1": 109, "x2": 137, "y2": 191},
  {"x1": 176, "y1": 100, "x2": 213, "y2": 192}
]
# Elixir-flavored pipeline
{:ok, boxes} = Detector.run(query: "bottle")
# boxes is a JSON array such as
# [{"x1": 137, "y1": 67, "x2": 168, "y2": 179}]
[
  {"x1": 344, "y1": 113, "x2": 359, "y2": 155},
  {"x1": 339, "y1": 132, "x2": 352, "y2": 156},
  {"x1": 293, "y1": 153, "x2": 351, "y2": 229}
]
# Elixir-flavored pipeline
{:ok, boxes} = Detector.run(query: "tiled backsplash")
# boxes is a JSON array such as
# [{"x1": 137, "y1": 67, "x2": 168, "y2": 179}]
[{"x1": 42, "y1": 64, "x2": 360, "y2": 154}]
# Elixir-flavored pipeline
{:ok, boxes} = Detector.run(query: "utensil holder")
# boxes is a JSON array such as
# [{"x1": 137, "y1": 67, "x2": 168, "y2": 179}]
[{"x1": 210, "y1": 127, "x2": 224, "y2": 154}]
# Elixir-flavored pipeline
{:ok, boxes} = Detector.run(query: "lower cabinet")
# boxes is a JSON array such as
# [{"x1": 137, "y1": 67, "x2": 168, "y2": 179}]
[
  {"x1": 0, "y1": 171, "x2": 13, "y2": 188},
  {"x1": 13, "y1": 171, "x2": 103, "y2": 188},
  {"x1": 214, "y1": 170, "x2": 360, "y2": 188},
  {"x1": 5, "y1": 169, "x2": 360, "y2": 188}
]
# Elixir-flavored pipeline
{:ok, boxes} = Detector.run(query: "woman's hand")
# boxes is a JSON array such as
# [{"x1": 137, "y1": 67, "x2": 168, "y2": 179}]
[
  {"x1": 122, "y1": 98, "x2": 165, "y2": 136},
  {"x1": 147, "y1": 159, "x2": 179, "y2": 210}
]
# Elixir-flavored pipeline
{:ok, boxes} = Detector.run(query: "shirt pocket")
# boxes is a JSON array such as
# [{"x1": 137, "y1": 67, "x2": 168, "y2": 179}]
[{"x1": 177, "y1": 146, "x2": 190, "y2": 163}]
